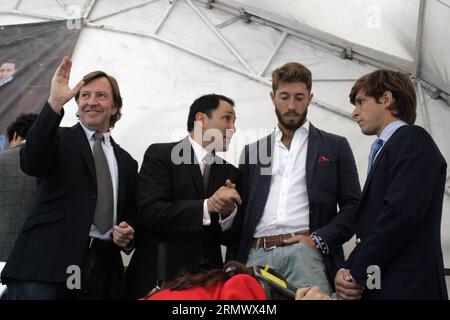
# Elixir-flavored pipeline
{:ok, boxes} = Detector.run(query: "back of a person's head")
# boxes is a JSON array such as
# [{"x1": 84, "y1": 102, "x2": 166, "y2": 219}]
[
  {"x1": 349, "y1": 69, "x2": 417, "y2": 124},
  {"x1": 272, "y1": 62, "x2": 312, "y2": 93},
  {"x1": 166, "y1": 261, "x2": 251, "y2": 291},
  {"x1": 7, "y1": 113, "x2": 38, "y2": 143}
]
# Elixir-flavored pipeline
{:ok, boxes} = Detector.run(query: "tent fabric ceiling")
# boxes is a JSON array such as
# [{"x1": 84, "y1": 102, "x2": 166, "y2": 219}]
[
  {"x1": 0, "y1": 0, "x2": 449, "y2": 266},
  {"x1": 222, "y1": 0, "x2": 421, "y2": 62}
]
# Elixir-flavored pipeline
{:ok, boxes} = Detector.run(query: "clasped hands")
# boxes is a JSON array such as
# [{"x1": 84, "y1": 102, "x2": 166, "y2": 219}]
[{"x1": 207, "y1": 179, "x2": 241, "y2": 217}]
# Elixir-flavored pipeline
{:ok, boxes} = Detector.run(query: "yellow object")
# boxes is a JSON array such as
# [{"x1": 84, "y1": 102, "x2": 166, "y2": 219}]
[{"x1": 260, "y1": 264, "x2": 287, "y2": 288}]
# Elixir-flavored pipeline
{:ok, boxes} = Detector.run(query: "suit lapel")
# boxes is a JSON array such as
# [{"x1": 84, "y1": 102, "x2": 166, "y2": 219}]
[
  {"x1": 253, "y1": 134, "x2": 274, "y2": 208},
  {"x1": 306, "y1": 124, "x2": 320, "y2": 198},
  {"x1": 68, "y1": 124, "x2": 96, "y2": 186},
  {"x1": 180, "y1": 137, "x2": 204, "y2": 197},
  {"x1": 360, "y1": 126, "x2": 406, "y2": 200}
]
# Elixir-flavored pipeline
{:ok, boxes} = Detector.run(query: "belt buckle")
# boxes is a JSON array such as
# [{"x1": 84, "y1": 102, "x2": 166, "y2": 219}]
[{"x1": 262, "y1": 237, "x2": 277, "y2": 251}]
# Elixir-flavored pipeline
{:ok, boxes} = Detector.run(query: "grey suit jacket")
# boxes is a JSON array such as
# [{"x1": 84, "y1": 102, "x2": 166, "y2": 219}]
[{"x1": 0, "y1": 143, "x2": 36, "y2": 261}]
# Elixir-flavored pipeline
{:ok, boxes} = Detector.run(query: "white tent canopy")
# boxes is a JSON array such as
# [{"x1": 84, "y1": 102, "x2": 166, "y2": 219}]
[{"x1": 1, "y1": 0, "x2": 449, "y2": 273}]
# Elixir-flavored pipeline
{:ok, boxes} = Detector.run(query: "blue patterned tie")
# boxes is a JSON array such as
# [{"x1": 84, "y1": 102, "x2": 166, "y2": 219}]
[{"x1": 368, "y1": 138, "x2": 384, "y2": 174}]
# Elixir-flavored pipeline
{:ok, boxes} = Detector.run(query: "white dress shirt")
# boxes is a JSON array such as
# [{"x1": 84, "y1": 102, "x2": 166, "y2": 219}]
[
  {"x1": 80, "y1": 123, "x2": 119, "y2": 240},
  {"x1": 254, "y1": 121, "x2": 311, "y2": 238},
  {"x1": 188, "y1": 136, "x2": 235, "y2": 231}
]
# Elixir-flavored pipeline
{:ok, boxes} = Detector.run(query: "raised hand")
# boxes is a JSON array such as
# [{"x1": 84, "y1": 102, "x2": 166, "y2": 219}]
[{"x1": 47, "y1": 56, "x2": 84, "y2": 113}]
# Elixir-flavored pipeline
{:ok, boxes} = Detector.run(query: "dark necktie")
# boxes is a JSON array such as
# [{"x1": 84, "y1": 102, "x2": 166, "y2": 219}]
[
  {"x1": 368, "y1": 138, "x2": 384, "y2": 174},
  {"x1": 203, "y1": 153, "x2": 213, "y2": 194},
  {"x1": 93, "y1": 132, "x2": 114, "y2": 233}
]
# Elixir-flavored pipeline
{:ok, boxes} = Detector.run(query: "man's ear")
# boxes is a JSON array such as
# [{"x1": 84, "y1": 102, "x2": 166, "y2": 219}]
[
  {"x1": 383, "y1": 91, "x2": 395, "y2": 109},
  {"x1": 270, "y1": 91, "x2": 275, "y2": 102},
  {"x1": 9, "y1": 131, "x2": 22, "y2": 148},
  {"x1": 194, "y1": 112, "x2": 205, "y2": 128},
  {"x1": 111, "y1": 104, "x2": 118, "y2": 115}
]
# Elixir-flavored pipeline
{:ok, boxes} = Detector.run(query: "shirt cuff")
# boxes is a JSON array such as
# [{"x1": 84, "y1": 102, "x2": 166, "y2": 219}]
[
  {"x1": 203, "y1": 199, "x2": 211, "y2": 226},
  {"x1": 218, "y1": 204, "x2": 237, "y2": 232},
  {"x1": 311, "y1": 232, "x2": 329, "y2": 255}
]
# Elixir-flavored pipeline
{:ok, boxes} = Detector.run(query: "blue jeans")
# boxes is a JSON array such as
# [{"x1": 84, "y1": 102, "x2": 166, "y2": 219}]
[
  {"x1": 1, "y1": 280, "x2": 66, "y2": 300},
  {"x1": 247, "y1": 242, "x2": 332, "y2": 295}
]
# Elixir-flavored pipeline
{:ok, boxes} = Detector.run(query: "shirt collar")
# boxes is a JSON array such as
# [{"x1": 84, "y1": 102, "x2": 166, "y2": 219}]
[
  {"x1": 0, "y1": 76, "x2": 14, "y2": 87},
  {"x1": 79, "y1": 122, "x2": 111, "y2": 145},
  {"x1": 188, "y1": 136, "x2": 208, "y2": 163},
  {"x1": 379, "y1": 120, "x2": 408, "y2": 143},
  {"x1": 275, "y1": 120, "x2": 310, "y2": 142}
]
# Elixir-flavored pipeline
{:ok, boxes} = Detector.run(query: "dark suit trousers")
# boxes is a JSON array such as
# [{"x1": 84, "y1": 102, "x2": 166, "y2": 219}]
[{"x1": 2, "y1": 238, "x2": 125, "y2": 300}]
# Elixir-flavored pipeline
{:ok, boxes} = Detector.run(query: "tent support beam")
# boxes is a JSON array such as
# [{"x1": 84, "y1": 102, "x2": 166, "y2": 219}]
[
  {"x1": 414, "y1": 0, "x2": 426, "y2": 78},
  {"x1": 186, "y1": 0, "x2": 255, "y2": 75},
  {"x1": 154, "y1": 0, "x2": 177, "y2": 34},
  {"x1": 416, "y1": 80, "x2": 431, "y2": 134},
  {"x1": 259, "y1": 31, "x2": 287, "y2": 77},
  {"x1": 417, "y1": 81, "x2": 450, "y2": 196},
  {"x1": 0, "y1": 9, "x2": 59, "y2": 20},
  {"x1": 55, "y1": 0, "x2": 72, "y2": 16},
  {"x1": 14, "y1": 0, "x2": 22, "y2": 10},
  {"x1": 85, "y1": 21, "x2": 353, "y2": 121},
  {"x1": 418, "y1": 79, "x2": 450, "y2": 107},
  {"x1": 87, "y1": 0, "x2": 160, "y2": 23},
  {"x1": 82, "y1": 0, "x2": 98, "y2": 20},
  {"x1": 196, "y1": 0, "x2": 415, "y2": 75}
]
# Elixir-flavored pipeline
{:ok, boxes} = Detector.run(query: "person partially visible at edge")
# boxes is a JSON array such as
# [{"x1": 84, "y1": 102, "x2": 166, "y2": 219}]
[
  {"x1": 335, "y1": 69, "x2": 448, "y2": 300},
  {"x1": 1, "y1": 57, "x2": 138, "y2": 300},
  {"x1": 0, "y1": 113, "x2": 38, "y2": 262}
]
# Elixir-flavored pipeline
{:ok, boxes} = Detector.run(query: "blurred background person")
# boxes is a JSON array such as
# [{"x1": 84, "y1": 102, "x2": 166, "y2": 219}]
[
  {"x1": 0, "y1": 62, "x2": 23, "y2": 151},
  {"x1": 0, "y1": 113, "x2": 38, "y2": 262}
]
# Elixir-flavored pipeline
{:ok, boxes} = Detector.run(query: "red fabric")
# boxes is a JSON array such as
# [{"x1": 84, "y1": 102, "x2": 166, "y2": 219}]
[{"x1": 146, "y1": 274, "x2": 267, "y2": 300}]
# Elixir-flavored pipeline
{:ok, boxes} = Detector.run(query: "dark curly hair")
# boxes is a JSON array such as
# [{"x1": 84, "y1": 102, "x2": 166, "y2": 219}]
[{"x1": 7, "y1": 113, "x2": 38, "y2": 142}]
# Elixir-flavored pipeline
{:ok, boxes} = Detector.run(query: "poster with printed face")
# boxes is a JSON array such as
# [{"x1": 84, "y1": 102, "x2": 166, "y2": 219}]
[{"x1": 0, "y1": 19, "x2": 80, "y2": 150}]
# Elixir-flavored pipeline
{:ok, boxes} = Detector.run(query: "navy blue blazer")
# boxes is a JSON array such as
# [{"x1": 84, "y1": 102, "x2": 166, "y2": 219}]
[
  {"x1": 346, "y1": 125, "x2": 448, "y2": 300},
  {"x1": 1, "y1": 103, "x2": 138, "y2": 284},
  {"x1": 236, "y1": 124, "x2": 361, "y2": 285}
]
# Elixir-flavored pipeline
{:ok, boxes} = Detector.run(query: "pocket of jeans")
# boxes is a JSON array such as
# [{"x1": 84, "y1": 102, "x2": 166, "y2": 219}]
[{"x1": 298, "y1": 242, "x2": 321, "y2": 256}]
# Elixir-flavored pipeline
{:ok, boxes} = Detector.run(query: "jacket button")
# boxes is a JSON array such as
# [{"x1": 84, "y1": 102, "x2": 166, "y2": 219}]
[{"x1": 356, "y1": 238, "x2": 362, "y2": 244}]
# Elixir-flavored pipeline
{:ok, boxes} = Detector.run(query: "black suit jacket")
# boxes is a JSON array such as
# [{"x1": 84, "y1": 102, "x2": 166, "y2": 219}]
[
  {"x1": 236, "y1": 124, "x2": 361, "y2": 285},
  {"x1": 1, "y1": 103, "x2": 138, "y2": 284},
  {"x1": 126, "y1": 137, "x2": 240, "y2": 299},
  {"x1": 346, "y1": 125, "x2": 448, "y2": 300}
]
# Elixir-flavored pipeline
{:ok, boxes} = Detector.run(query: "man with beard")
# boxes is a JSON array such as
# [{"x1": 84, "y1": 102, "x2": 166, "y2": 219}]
[{"x1": 235, "y1": 62, "x2": 361, "y2": 295}]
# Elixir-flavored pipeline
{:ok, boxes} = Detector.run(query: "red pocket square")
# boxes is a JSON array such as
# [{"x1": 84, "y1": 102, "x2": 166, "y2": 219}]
[{"x1": 318, "y1": 156, "x2": 331, "y2": 163}]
